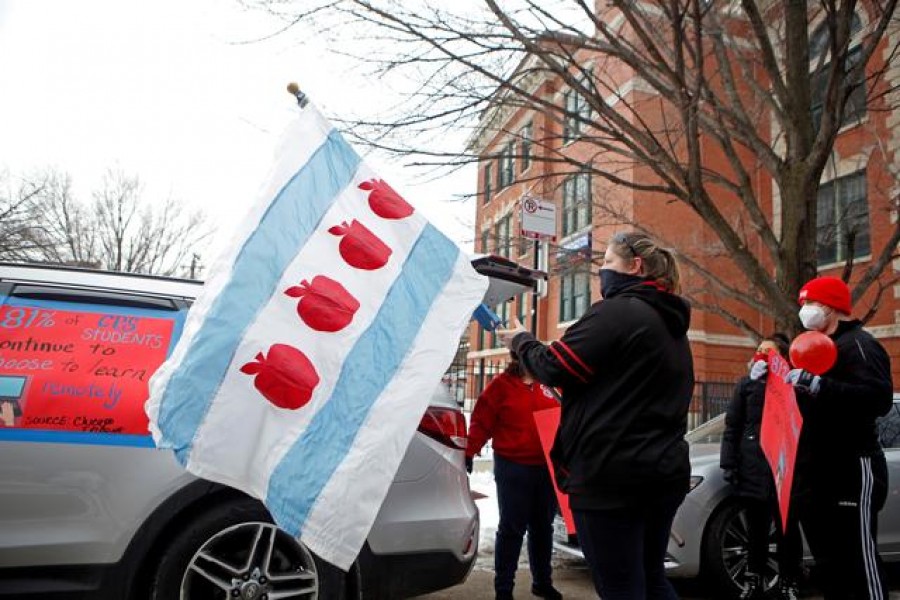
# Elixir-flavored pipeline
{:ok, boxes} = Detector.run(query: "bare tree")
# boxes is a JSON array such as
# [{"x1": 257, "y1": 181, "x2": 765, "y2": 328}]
[
  {"x1": 0, "y1": 170, "x2": 54, "y2": 260},
  {"x1": 249, "y1": 0, "x2": 900, "y2": 335},
  {"x1": 2, "y1": 168, "x2": 211, "y2": 277},
  {"x1": 28, "y1": 171, "x2": 99, "y2": 267}
]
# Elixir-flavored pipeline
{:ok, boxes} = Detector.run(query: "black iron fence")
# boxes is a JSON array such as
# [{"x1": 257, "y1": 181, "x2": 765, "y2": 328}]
[
  {"x1": 687, "y1": 380, "x2": 734, "y2": 430},
  {"x1": 444, "y1": 358, "x2": 735, "y2": 431}
]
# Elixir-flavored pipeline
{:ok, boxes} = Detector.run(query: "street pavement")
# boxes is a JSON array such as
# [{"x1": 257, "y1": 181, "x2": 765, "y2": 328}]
[
  {"x1": 416, "y1": 559, "x2": 595, "y2": 599},
  {"x1": 415, "y1": 556, "x2": 900, "y2": 599}
]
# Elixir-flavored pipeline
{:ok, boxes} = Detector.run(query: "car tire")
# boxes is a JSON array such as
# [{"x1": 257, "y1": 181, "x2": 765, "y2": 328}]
[
  {"x1": 702, "y1": 500, "x2": 778, "y2": 599},
  {"x1": 149, "y1": 496, "x2": 358, "y2": 600}
]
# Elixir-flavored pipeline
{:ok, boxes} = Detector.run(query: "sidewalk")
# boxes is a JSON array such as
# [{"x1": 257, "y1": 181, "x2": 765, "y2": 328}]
[
  {"x1": 415, "y1": 556, "x2": 900, "y2": 599},
  {"x1": 416, "y1": 560, "x2": 597, "y2": 599}
]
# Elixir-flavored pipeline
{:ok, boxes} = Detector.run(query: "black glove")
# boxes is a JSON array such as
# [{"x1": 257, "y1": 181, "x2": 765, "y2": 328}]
[
  {"x1": 723, "y1": 468, "x2": 739, "y2": 486},
  {"x1": 784, "y1": 369, "x2": 822, "y2": 395},
  {"x1": 465, "y1": 456, "x2": 473, "y2": 474}
]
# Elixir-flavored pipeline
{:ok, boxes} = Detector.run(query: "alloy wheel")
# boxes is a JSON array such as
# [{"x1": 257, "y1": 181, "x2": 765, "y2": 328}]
[
  {"x1": 719, "y1": 507, "x2": 779, "y2": 595},
  {"x1": 181, "y1": 521, "x2": 318, "y2": 599}
]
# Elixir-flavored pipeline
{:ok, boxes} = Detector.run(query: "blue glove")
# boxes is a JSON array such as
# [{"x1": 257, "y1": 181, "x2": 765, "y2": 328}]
[
  {"x1": 749, "y1": 360, "x2": 767, "y2": 381},
  {"x1": 784, "y1": 369, "x2": 821, "y2": 395}
]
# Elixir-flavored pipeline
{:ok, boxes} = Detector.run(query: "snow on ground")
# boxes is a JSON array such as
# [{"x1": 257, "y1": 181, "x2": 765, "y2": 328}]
[
  {"x1": 469, "y1": 468, "x2": 499, "y2": 562},
  {"x1": 469, "y1": 460, "x2": 583, "y2": 572}
]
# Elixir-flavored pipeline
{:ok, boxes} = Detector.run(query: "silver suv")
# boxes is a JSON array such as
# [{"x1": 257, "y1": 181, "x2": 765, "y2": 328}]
[{"x1": 0, "y1": 258, "x2": 539, "y2": 599}]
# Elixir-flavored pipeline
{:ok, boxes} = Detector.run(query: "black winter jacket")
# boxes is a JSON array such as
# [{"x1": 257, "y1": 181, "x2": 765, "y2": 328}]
[
  {"x1": 720, "y1": 376, "x2": 775, "y2": 500},
  {"x1": 511, "y1": 282, "x2": 694, "y2": 510},
  {"x1": 793, "y1": 319, "x2": 893, "y2": 500}
]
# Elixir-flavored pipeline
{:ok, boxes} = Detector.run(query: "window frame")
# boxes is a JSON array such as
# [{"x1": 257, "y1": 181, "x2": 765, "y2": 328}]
[
  {"x1": 520, "y1": 122, "x2": 532, "y2": 172},
  {"x1": 492, "y1": 301, "x2": 510, "y2": 348},
  {"x1": 809, "y1": 15, "x2": 866, "y2": 129},
  {"x1": 561, "y1": 172, "x2": 592, "y2": 237},
  {"x1": 816, "y1": 169, "x2": 870, "y2": 266},
  {"x1": 498, "y1": 141, "x2": 515, "y2": 188},
  {"x1": 559, "y1": 266, "x2": 592, "y2": 323},
  {"x1": 563, "y1": 76, "x2": 592, "y2": 143},
  {"x1": 483, "y1": 162, "x2": 493, "y2": 204},
  {"x1": 517, "y1": 292, "x2": 528, "y2": 326},
  {"x1": 494, "y1": 214, "x2": 512, "y2": 258}
]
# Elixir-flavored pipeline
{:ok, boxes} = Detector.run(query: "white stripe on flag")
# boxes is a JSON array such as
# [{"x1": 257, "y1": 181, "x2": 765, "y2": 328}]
[
  {"x1": 145, "y1": 102, "x2": 488, "y2": 573},
  {"x1": 300, "y1": 253, "x2": 484, "y2": 569},
  {"x1": 149, "y1": 119, "x2": 361, "y2": 462},
  {"x1": 146, "y1": 108, "x2": 332, "y2": 433},
  {"x1": 186, "y1": 164, "x2": 428, "y2": 497},
  {"x1": 263, "y1": 225, "x2": 468, "y2": 533}
]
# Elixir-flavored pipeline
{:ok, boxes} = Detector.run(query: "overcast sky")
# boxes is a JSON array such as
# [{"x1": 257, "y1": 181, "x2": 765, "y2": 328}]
[{"x1": 0, "y1": 0, "x2": 477, "y2": 266}]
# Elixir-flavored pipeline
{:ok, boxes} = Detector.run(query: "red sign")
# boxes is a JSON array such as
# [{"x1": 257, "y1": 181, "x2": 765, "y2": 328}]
[
  {"x1": 760, "y1": 351, "x2": 803, "y2": 531},
  {"x1": 533, "y1": 407, "x2": 575, "y2": 535},
  {"x1": 0, "y1": 304, "x2": 175, "y2": 435}
]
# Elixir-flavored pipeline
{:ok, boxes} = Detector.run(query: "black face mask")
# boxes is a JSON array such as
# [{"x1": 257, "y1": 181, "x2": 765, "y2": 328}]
[{"x1": 599, "y1": 269, "x2": 645, "y2": 299}]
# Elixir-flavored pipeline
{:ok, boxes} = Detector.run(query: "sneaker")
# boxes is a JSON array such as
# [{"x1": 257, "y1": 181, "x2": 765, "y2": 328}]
[
  {"x1": 739, "y1": 572, "x2": 764, "y2": 600},
  {"x1": 778, "y1": 579, "x2": 800, "y2": 600},
  {"x1": 531, "y1": 584, "x2": 563, "y2": 599}
]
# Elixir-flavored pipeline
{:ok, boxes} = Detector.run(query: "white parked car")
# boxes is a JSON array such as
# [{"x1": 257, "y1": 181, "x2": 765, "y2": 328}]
[{"x1": 0, "y1": 257, "x2": 541, "y2": 599}]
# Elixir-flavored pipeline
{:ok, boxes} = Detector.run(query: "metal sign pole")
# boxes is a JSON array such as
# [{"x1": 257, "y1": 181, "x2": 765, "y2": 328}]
[
  {"x1": 520, "y1": 196, "x2": 555, "y2": 338},
  {"x1": 531, "y1": 239, "x2": 539, "y2": 335}
]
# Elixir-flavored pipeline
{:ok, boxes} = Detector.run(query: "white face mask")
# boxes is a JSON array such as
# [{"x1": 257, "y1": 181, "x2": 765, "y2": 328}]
[{"x1": 799, "y1": 304, "x2": 828, "y2": 331}]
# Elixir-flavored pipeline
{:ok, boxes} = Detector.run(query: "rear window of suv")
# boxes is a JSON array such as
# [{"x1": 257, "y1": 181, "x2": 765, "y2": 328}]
[{"x1": 0, "y1": 282, "x2": 188, "y2": 447}]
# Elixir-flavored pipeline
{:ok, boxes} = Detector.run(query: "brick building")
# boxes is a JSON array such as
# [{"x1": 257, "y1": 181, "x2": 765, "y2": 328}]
[{"x1": 465, "y1": 4, "x2": 900, "y2": 407}]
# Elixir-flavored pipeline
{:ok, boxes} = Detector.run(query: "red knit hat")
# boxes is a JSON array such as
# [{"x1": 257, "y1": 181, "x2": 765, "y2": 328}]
[{"x1": 798, "y1": 276, "x2": 852, "y2": 314}]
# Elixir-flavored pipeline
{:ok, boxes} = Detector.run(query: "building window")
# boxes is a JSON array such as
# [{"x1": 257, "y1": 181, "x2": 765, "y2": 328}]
[
  {"x1": 483, "y1": 163, "x2": 493, "y2": 204},
  {"x1": 817, "y1": 170, "x2": 869, "y2": 265},
  {"x1": 563, "y1": 79, "x2": 591, "y2": 143},
  {"x1": 517, "y1": 292, "x2": 528, "y2": 325},
  {"x1": 499, "y1": 141, "x2": 515, "y2": 188},
  {"x1": 562, "y1": 172, "x2": 592, "y2": 237},
  {"x1": 810, "y1": 15, "x2": 866, "y2": 128},
  {"x1": 520, "y1": 122, "x2": 532, "y2": 172},
  {"x1": 559, "y1": 267, "x2": 592, "y2": 323},
  {"x1": 492, "y1": 302, "x2": 510, "y2": 348},
  {"x1": 494, "y1": 214, "x2": 511, "y2": 258},
  {"x1": 481, "y1": 229, "x2": 490, "y2": 254}
]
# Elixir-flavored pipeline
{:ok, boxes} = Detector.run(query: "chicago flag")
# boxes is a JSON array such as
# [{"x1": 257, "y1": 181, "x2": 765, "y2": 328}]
[{"x1": 145, "y1": 102, "x2": 486, "y2": 570}]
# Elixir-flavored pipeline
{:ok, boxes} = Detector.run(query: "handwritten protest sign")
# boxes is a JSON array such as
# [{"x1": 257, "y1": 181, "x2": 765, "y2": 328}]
[
  {"x1": 0, "y1": 300, "x2": 177, "y2": 441},
  {"x1": 760, "y1": 351, "x2": 803, "y2": 531}
]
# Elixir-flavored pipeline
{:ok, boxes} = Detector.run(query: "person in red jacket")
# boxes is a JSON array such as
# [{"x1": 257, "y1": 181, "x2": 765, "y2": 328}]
[{"x1": 467, "y1": 356, "x2": 562, "y2": 600}]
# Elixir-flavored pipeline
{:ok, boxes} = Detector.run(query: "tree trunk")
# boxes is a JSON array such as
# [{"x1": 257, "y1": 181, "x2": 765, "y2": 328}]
[{"x1": 775, "y1": 165, "x2": 818, "y2": 336}]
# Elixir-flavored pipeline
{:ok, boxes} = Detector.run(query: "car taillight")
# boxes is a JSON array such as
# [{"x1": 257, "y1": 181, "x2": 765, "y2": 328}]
[{"x1": 417, "y1": 407, "x2": 468, "y2": 450}]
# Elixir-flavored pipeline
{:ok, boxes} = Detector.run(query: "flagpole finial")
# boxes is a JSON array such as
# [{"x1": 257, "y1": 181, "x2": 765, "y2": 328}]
[{"x1": 287, "y1": 82, "x2": 309, "y2": 108}]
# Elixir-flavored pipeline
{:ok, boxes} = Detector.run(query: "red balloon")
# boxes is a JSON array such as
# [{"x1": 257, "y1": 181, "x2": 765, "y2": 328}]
[{"x1": 789, "y1": 331, "x2": 837, "y2": 375}]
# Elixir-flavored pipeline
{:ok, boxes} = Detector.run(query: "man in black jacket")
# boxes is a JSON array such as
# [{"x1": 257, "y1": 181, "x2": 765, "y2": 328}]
[
  {"x1": 499, "y1": 233, "x2": 693, "y2": 600},
  {"x1": 786, "y1": 276, "x2": 893, "y2": 600}
]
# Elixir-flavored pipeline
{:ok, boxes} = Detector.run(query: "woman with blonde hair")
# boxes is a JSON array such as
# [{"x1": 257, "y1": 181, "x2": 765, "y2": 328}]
[{"x1": 500, "y1": 232, "x2": 693, "y2": 600}]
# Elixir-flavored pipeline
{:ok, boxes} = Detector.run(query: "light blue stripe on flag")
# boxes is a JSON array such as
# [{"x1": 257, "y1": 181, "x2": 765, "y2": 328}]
[
  {"x1": 266, "y1": 224, "x2": 459, "y2": 535},
  {"x1": 157, "y1": 129, "x2": 361, "y2": 463}
]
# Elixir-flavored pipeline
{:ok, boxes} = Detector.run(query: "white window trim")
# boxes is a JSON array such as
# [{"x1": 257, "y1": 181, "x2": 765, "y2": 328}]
[{"x1": 816, "y1": 167, "x2": 870, "y2": 266}]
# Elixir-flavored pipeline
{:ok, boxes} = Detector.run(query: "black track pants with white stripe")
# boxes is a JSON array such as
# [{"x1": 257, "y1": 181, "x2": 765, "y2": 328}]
[{"x1": 798, "y1": 454, "x2": 888, "y2": 600}]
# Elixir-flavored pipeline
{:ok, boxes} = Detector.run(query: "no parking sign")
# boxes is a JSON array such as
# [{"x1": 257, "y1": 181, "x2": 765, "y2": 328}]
[{"x1": 520, "y1": 197, "x2": 557, "y2": 241}]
